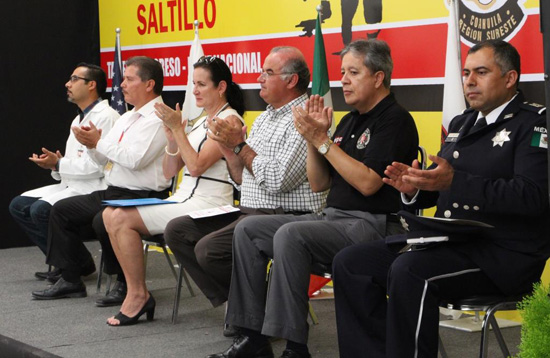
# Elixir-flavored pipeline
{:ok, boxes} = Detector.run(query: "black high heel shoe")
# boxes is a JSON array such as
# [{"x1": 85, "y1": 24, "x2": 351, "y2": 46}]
[{"x1": 107, "y1": 292, "x2": 156, "y2": 327}]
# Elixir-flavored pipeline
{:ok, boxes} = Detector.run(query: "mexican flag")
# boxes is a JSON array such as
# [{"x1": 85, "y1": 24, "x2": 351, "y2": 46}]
[
  {"x1": 312, "y1": 11, "x2": 335, "y2": 134},
  {"x1": 531, "y1": 130, "x2": 548, "y2": 149}
]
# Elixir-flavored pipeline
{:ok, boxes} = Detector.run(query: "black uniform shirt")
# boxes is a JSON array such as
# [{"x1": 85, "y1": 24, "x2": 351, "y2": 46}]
[{"x1": 326, "y1": 93, "x2": 419, "y2": 213}]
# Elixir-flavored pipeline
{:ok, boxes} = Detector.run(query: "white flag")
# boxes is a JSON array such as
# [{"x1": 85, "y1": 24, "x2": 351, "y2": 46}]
[
  {"x1": 442, "y1": 0, "x2": 466, "y2": 136},
  {"x1": 182, "y1": 28, "x2": 205, "y2": 122}
]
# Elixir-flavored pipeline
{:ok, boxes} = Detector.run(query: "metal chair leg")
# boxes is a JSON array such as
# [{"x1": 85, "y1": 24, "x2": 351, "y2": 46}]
[
  {"x1": 96, "y1": 251, "x2": 104, "y2": 293},
  {"x1": 479, "y1": 309, "x2": 494, "y2": 358},
  {"x1": 143, "y1": 243, "x2": 149, "y2": 267},
  {"x1": 161, "y1": 246, "x2": 178, "y2": 280},
  {"x1": 438, "y1": 334, "x2": 449, "y2": 358},
  {"x1": 485, "y1": 304, "x2": 511, "y2": 358},
  {"x1": 180, "y1": 268, "x2": 194, "y2": 297},
  {"x1": 308, "y1": 301, "x2": 319, "y2": 325},
  {"x1": 106, "y1": 275, "x2": 112, "y2": 295},
  {"x1": 172, "y1": 264, "x2": 184, "y2": 324}
]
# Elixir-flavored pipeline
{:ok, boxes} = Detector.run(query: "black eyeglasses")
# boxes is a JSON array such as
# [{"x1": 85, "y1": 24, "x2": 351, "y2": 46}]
[{"x1": 69, "y1": 75, "x2": 92, "y2": 83}]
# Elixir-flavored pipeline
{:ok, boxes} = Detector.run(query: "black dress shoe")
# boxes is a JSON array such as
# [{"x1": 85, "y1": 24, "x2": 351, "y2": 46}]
[
  {"x1": 207, "y1": 335, "x2": 274, "y2": 358},
  {"x1": 32, "y1": 277, "x2": 87, "y2": 300},
  {"x1": 280, "y1": 349, "x2": 311, "y2": 358},
  {"x1": 96, "y1": 281, "x2": 127, "y2": 307},
  {"x1": 35, "y1": 268, "x2": 61, "y2": 281}
]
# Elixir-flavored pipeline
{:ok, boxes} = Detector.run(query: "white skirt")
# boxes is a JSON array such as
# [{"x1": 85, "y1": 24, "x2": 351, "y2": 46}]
[{"x1": 138, "y1": 194, "x2": 231, "y2": 235}]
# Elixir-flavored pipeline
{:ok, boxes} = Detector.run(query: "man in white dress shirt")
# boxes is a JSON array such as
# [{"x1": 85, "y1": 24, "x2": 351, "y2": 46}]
[
  {"x1": 9, "y1": 63, "x2": 119, "y2": 280},
  {"x1": 32, "y1": 56, "x2": 171, "y2": 300}
]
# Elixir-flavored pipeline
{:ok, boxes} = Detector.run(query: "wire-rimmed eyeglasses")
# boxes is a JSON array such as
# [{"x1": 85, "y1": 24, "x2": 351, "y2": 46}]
[
  {"x1": 69, "y1": 75, "x2": 91, "y2": 83},
  {"x1": 258, "y1": 70, "x2": 294, "y2": 79}
]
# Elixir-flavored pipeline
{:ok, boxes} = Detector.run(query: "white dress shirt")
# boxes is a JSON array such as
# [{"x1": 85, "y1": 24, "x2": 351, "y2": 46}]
[{"x1": 90, "y1": 96, "x2": 171, "y2": 192}]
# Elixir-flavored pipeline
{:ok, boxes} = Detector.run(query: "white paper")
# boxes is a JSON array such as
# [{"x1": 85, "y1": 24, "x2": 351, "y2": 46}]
[
  {"x1": 188, "y1": 205, "x2": 240, "y2": 219},
  {"x1": 407, "y1": 236, "x2": 449, "y2": 244}
]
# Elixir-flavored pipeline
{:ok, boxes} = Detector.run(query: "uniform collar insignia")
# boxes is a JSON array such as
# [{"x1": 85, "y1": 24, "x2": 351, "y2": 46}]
[
  {"x1": 492, "y1": 128, "x2": 511, "y2": 147},
  {"x1": 503, "y1": 113, "x2": 514, "y2": 119},
  {"x1": 400, "y1": 217, "x2": 409, "y2": 231}
]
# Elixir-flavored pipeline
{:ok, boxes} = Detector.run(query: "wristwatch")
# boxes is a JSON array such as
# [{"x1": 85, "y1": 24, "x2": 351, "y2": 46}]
[
  {"x1": 233, "y1": 142, "x2": 247, "y2": 155},
  {"x1": 318, "y1": 139, "x2": 333, "y2": 155}
]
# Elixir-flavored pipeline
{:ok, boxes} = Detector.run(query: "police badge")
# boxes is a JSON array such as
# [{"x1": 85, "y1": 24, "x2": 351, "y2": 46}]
[{"x1": 356, "y1": 128, "x2": 371, "y2": 149}]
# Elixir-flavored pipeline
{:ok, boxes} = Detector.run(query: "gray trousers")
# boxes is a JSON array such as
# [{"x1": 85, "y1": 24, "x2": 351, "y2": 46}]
[
  {"x1": 164, "y1": 207, "x2": 289, "y2": 307},
  {"x1": 226, "y1": 207, "x2": 403, "y2": 344}
]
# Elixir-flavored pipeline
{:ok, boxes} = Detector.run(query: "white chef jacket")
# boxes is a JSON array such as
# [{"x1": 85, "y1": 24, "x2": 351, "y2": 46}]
[{"x1": 21, "y1": 99, "x2": 119, "y2": 204}]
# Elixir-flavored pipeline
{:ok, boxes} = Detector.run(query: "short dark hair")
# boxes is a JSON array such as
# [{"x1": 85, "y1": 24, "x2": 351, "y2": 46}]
[
  {"x1": 270, "y1": 47, "x2": 310, "y2": 94},
  {"x1": 340, "y1": 39, "x2": 393, "y2": 89},
  {"x1": 125, "y1": 56, "x2": 164, "y2": 95},
  {"x1": 76, "y1": 62, "x2": 107, "y2": 97},
  {"x1": 194, "y1": 56, "x2": 246, "y2": 116},
  {"x1": 468, "y1": 40, "x2": 520, "y2": 87}
]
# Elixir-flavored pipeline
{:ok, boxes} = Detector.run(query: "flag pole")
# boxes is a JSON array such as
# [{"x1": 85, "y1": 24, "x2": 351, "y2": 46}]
[
  {"x1": 115, "y1": 28, "x2": 122, "y2": 75},
  {"x1": 188, "y1": 19, "x2": 199, "y2": 129},
  {"x1": 110, "y1": 27, "x2": 127, "y2": 114},
  {"x1": 451, "y1": 0, "x2": 462, "y2": 70}
]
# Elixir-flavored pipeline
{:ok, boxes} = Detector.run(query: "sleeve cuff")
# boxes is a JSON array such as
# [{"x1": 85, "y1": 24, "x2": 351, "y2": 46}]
[{"x1": 401, "y1": 190, "x2": 420, "y2": 205}]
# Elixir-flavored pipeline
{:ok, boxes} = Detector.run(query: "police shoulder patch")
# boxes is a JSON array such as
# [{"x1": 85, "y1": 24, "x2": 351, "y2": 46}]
[
  {"x1": 531, "y1": 126, "x2": 548, "y2": 149},
  {"x1": 521, "y1": 102, "x2": 546, "y2": 115}
]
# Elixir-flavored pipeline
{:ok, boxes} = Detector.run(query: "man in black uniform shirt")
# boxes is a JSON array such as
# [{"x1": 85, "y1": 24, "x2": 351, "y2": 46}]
[
  {"x1": 332, "y1": 40, "x2": 549, "y2": 358},
  {"x1": 208, "y1": 39, "x2": 418, "y2": 358}
]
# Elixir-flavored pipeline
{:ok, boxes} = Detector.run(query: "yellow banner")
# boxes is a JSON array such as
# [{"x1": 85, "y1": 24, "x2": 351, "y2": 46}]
[{"x1": 99, "y1": 0, "x2": 455, "y2": 47}]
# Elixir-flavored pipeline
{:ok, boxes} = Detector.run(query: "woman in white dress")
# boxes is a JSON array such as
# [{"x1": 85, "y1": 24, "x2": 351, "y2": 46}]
[{"x1": 103, "y1": 56, "x2": 245, "y2": 326}]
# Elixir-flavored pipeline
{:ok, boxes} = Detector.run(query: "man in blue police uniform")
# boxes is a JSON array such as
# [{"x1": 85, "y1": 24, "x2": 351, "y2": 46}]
[{"x1": 332, "y1": 40, "x2": 549, "y2": 358}]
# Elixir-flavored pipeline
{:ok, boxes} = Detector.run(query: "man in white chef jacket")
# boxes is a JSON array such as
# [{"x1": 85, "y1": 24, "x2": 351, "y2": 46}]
[{"x1": 9, "y1": 63, "x2": 119, "y2": 281}]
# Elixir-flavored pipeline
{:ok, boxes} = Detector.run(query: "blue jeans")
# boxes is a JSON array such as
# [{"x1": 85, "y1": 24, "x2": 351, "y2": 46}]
[{"x1": 9, "y1": 196, "x2": 52, "y2": 255}]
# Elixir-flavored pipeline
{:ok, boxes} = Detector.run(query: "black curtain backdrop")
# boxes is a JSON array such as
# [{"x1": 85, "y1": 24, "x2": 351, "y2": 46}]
[{"x1": 0, "y1": 1, "x2": 100, "y2": 249}]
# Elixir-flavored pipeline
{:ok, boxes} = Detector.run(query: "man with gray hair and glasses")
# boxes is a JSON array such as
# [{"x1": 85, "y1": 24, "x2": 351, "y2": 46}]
[{"x1": 208, "y1": 39, "x2": 418, "y2": 358}]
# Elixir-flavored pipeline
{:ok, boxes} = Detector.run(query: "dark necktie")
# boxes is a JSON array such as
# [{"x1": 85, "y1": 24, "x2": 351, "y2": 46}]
[{"x1": 470, "y1": 117, "x2": 487, "y2": 133}]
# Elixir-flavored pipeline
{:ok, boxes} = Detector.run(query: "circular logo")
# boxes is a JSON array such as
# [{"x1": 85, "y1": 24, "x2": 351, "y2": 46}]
[
  {"x1": 454, "y1": 0, "x2": 526, "y2": 46},
  {"x1": 356, "y1": 128, "x2": 371, "y2": 149}
]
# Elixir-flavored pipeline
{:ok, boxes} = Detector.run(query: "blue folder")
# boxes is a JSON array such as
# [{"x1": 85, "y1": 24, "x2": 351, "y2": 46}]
[{"x1": 102, "y1": 198, "x2": 177, "y2": 207}]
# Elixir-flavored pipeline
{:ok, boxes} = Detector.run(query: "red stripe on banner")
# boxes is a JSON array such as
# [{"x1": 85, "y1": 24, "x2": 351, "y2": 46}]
[{"x1": 101, "y1": 14, "x2": 542, "y2": 89}]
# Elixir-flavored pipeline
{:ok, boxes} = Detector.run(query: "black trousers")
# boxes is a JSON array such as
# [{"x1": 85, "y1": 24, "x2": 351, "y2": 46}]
[
  {"x1": 46, "y1": 186, "x2": 168, "y2": 275},
  {"x1": 332, "y1": 240, "x2": 503, "y2": 358}
]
